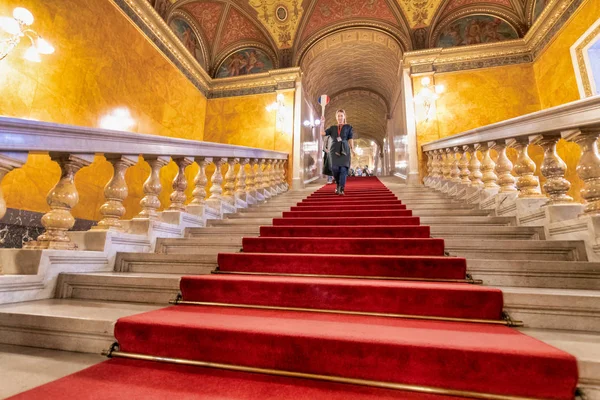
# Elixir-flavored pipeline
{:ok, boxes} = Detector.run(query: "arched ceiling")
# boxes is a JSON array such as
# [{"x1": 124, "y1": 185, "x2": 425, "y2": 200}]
[{"x1": 150, "y1": 0, "x2": 548, "y2": 75}]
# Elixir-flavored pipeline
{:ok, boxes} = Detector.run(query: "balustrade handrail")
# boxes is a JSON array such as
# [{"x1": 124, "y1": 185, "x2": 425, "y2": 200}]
[
  {"x1": 422, "y1": 95, "x2": 600, "y2": 152},
  {"x1": 0, "y1": 117, "x2": 288, "y2": 160}
]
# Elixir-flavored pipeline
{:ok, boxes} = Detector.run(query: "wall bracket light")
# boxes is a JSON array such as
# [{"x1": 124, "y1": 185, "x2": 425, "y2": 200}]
[
  {"x1": 0, "y1": 7, "x2": 54, "y2": 62},
  {"x1": 414, "y1": 76, "x2": 444, "y2": 122}
]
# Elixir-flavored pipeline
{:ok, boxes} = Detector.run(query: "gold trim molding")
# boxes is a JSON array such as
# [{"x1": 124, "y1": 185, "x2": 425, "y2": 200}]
[{"x1": 571, "y1": 18, "x2": 600, "y2": 97}]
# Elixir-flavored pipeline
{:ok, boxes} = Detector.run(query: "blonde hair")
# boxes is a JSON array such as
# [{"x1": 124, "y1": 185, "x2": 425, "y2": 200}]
[{"x1": 335, "y1": 109, "x2": 347, "y2": 124}]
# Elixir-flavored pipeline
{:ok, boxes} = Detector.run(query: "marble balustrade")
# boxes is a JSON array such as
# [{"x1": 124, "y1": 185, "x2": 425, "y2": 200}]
[{"x1": 0, "y1": 117, "x2": 288, "y2": 256}]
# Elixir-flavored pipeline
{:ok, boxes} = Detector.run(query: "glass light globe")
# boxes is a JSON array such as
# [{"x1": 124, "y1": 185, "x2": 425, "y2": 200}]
[
  {"x1": 303, "y1": 120, "x2": 310, "y2": 127},
  {"x1": 0, "y1": 16, "x2": 20, "y2": 35},
  {"x1": 435, "y1": 84, "x2": 445, "y2": 94},
  {"x1": 13, "y1": 7, "x2": 34, "y2": 25},
  {"x1": 314, "y1": 119, "x2": 321, "y2": 126},
  {"x1": 35, "y1": 37, "x2": 54, "y2": 54},
  {"x1": 276, "y1": 93, "x2": 284, "y2": 101},
  {"x1": 23, "y1": 46, "x2": 41, "y2": 62},
  {"x1": 421, "y1": 76, "x2": 431, "y2": 86}
]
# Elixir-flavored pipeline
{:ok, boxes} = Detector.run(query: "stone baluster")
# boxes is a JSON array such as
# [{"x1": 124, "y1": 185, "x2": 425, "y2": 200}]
[
  {"x1": 262, "y1": 159, "x2": 273, "y2": 198},
  {"x1": 190, "y1": 157, "x2": 210, "y2": 206},
  {"x1": 458, "y1": 147, "x2": 470, "y2": 184},
  {"x1": 450, "y1": 147, "x2": 461, "y2": 183},
  {"x1": 271, "y1": 159, "x2": 281, "y2": 193},
  {"x1": 24, "y1": 153, "x2": 92, "y2": 250},
  {"x1": 468, "y1": 145, "x2": 483, "y2": 187},
  {"x1": 480, "y1": 143, "x2": 499, "y2": 189},
  {"x1": 0, "y1": 154, "x2": 26, "y2": 271},
  {"x1": 442, "y1": 149, "x2": 452, "y2": 181},
  {"x1": 567, "y1": 128, "x2": 600, "y2": 215},
  {"x1": 246, "y1": 159, "x2": 257, "y2": 202},
  {"x1": 267, "y1": 159, "x2": 277, "y2": 194},
  {"x1": 432, "y1": 150, "x2": 442, "y2": 180},
  {"x1": 235, "y1": 158, "x2": 249, "y2": 204},
  {"x1": 255, "y1": 159, "x2": 266, "y2": 197},
  {"x1": 222, "y1": 158, "x2": 238, "y2": 205},
  {"x1": 539, "y1": 135, "x2": 573, "y2": 204},
  {"x1": 135, "y1": 156, "x2": 170, "y2": 220},
  {"x1": 513, "y1": 137, "x2": 542, "y2": 197},
  {"x1": 94, "y1": 155, "x2": 136, "y2": 230},
  {"x1": 494, "y1": 140, "x2": 517, "y2": 193},
  {"x1": 209, "y1": 158, "x2": 226, "y2": 200},
  {"x1": 279, "y1": 160, "x2": 289, "y2": 191},
  {"x1": 168, "y1": 157, "x2": 193, "y2": 211}
]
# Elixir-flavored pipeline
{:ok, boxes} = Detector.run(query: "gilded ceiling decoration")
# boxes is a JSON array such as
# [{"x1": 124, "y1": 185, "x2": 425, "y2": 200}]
[
  {"x1": 248, "y1": 0, "x2": 304, "y2": 48},
  {"x1": 396, "y1": 0, "x2": 445, "y2": 28}
]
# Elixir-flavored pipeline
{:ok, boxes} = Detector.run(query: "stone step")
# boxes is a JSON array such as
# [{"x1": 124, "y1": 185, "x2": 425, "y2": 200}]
[
  {"x1": 468, "y1": 259, "x2": 600, "y2": 290},
  {"x1": 520, "y1": 328, "x2": 600, "y2": 397},
  {"x1": 243, "y1": 206, "x2": 291, "y2": 213},
  {"x1": 420, "y1": 216, "x2": 516, "y2": 226},
  {"x1": 155, "y1": 237, "x2": 242, "y2": 254},
  {"x1": 431, "y1": 226, "x2": 544, "y2": 240},
  {"x1": 0, "y1": 299, "x2": 159, "y2": 353},
  {"x1": 208, "y1": 218, "x2": 272, "y2": 226},
  {"x1": 404, "y1": 203, "x2": 477, "y2": 210},
  {"x1": 501, "y1": 287, "x2": 600, "y2": 333},
  {"x1": 56, "y1": 272, "x2": 180, "y2": 304},
  {"x1": 185, "y1": 226, "x2": 261, "y2": 237},
  {"x1": 114, "y1": 253, "x2": 218, "y2": 274},
  {"x1": 413, "y1": 209, "x2": 492, "y2": 217},
  {"x1": 446, "y1": 239, "x2": 587, "y2": 261},
  {"x1": 227, "y1": 212, "x2": 282, "y2": 219}
]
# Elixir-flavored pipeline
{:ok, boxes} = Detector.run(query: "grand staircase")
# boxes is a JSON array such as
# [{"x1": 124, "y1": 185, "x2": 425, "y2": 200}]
[{"x1": 2, "y1": 177, "x2": 600, "y2": 399}]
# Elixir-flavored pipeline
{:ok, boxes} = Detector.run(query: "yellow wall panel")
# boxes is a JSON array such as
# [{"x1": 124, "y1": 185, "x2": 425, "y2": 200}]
[
  {"x1": 0, "y1": 0, "x2": 208, "y2": 220},
  {"x1": 533, "y1": 0, "x2": 600, "y2": 109}
]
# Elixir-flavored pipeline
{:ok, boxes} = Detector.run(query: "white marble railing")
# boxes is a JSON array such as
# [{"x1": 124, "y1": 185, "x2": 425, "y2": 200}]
[
  {"x1": 0, "y1": 117, "x2": 289, "y2": 252},
  {"x1": 421, "y1": 96, "x2": 600, "y2": 214}
]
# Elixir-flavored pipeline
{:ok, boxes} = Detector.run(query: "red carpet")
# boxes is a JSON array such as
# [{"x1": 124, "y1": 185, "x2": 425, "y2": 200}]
[{"x1": 14, "y1": 177, "x2": 578, "y2": 399}]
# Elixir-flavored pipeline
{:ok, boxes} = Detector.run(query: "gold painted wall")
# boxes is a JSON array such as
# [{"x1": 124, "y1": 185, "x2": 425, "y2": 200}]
[
  {"x1": 0, "y1": 0, "x2": 208, "y2": 220},
  {"x1": 204, "y1": 91, "x2": 294, "y2": 184},
  {"x1": 533, "y1": 0, "x2": 600, "y2": 109},
  {"x1": 414, "y1": 64, "x2": 541, "y2": 179}
]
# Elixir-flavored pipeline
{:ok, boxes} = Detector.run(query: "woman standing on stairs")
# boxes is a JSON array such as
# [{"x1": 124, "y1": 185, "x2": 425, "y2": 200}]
[{"x1": 320, "y1": 109, "x2": 355, "y2": 195}]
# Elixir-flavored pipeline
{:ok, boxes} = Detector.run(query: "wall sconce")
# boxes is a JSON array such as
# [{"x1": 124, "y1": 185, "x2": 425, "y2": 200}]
[
  {"x1": 413, "y1": 76, "x2": 444, "y2": 122},
  {"x1": 0, "y1": 7, "x2": 54, "y2": 62},
  {"x1": 266, "y1": 93, "x2": 288, "y2": 132},
  {"x1": 303, "y1": 119, "x2": 321, "y2": 128}
]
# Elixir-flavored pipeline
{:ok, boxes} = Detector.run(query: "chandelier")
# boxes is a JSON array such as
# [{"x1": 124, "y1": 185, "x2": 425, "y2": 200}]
[{"x1": 0, "y1": 7, "x2": 54, "y2": 62}]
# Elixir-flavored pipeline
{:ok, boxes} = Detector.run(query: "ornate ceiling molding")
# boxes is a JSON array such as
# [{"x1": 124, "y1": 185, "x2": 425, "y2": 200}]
[
  {"x1": 167, "y1": 9, "x2": 210, "y2": 70},
  {"x1": 113, "y1": 0, "x2": 299, "y2": 98},
  {"x1": 212, "y1": 40, "x2": 280, "y2": 78},
  {"x1": 403, "y1": 0, "x2": 582, "y2": 73}
]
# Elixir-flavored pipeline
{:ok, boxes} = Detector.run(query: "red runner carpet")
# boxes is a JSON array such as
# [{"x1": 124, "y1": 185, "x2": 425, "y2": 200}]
[{"x1": 12, "y1": 177, "x2": 578, "y2": 399}]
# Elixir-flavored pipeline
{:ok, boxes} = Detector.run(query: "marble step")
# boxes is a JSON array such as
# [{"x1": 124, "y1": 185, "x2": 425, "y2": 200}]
[
  {"x1": 0, "y1": 299, "x2": 159, "y2": 353},
  {"x1": 208, "y1": 218, "x2": 273, "y2": 226},
  {"x1": 185, "y1": 226, "x2": 261, "y2": 237},
  {"x1": 243, "y1": 206, "x2": 291, "y2": 213},
  {"x1": 520, "y1": 328, "x2": 600, "y2": 398},
  {"x1": 227, "y1": 212, "x2": 283, "y2": 219},
  {"x1": 114, "y1": 253, "x2": 218, "y2": 274},
  {"x1": 468, "y1": 259, "x2": 600, "y2": 290},
  {"x1": 413, "y1": 209, "x2": 492, "y2": 217},
  {"x1": 431, "y1": 226, "x2": 544, "y2": 240},
  {"x1": 403, "y1": 203, "x2": 477, "y2": 210},
  {"x1": 502, "y1": 287, "x2": 600, "y2": 333},
  {"x1": 56, "y1": 272, "x2": 180, "y2": 304},
  {"x1": 420, "y1": 216, "x2": 516, "y2": 226},
  {"x1": 155, "y1": 237, "x2": 242, "y2": 254},
  {"x1": 445, "y1": 239, "x2": 587, "y2": 261}
]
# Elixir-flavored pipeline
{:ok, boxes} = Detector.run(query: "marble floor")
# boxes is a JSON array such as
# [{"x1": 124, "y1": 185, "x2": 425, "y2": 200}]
[{"x1": 0, "y1": 344, "x2": 104, "y2": 398}]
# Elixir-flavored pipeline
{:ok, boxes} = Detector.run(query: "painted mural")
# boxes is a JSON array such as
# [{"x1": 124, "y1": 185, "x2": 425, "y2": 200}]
[
  {"x1": 169, "y1": 18, "x2": 205, "y2": 66},
  {"x1": 216, "y1": 48, "x2": 274, "y2": 78},
  {"x1": 436, "y1": 15, "x2": 519, "y2": 48},
  {"x1": 533, "y1": 0, "x2": 549, "y2": 23}
]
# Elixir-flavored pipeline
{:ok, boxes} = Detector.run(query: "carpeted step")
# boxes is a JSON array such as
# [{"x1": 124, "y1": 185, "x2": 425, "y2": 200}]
[
  {"x1": 113, "y1": 306, "x2": 578, "y2": 400},
  {"x1": 216, "y1": 252, "x2": 467, "y2": 280},
  {"x1": 273, "y1": 216, "x2": 420, "y2": 226},
  {"x1": 290, "y1": 204, "x2": 406, "y2": 211},
  {"x1": 259, "y1": 225, "x2": 430, "y2": 238},
  {"x1": 308, "y1": 194, "x2": 398, "y2": 200},
  {"x1": 179, "y1": 275, "x2": 503, "y2": 320},
  {"x1": 242, "y1": 237, "x2": 445, "y2": 256},
  {"x1": 282, "y1": 210, "x2": 413, "y2": 218},
  {"x1": 297, "y1": 199, "x2": 403, "y2": 206},
  {"x1": 9, "y1": 357, "x2": 472, "y2": 400}
]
